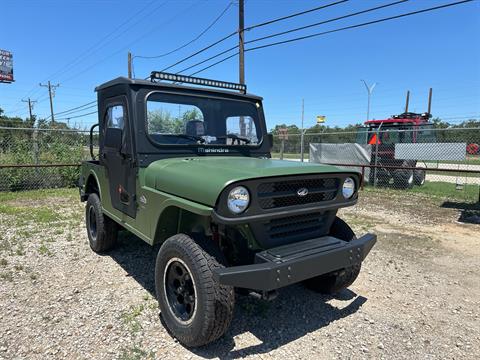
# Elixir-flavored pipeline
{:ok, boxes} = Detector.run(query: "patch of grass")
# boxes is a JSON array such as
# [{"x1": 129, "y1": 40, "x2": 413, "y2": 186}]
[
  {"x1": 121, "y1": 304, "x2": 145, "y2": 333},
  {"x1": 0, "y1": 203, "x2": 60, "y2": 225},
  {"x1": 119, "y1": 345, "x2": 154, "y2": 360},
  {"x1": 0, "y1": 188, "x2": 77, "y2": 202},
  {"x1": 15, "y1": 244, "x2": 25, "y2": 256},
  {"x1": 38, "y1": 244, "x2": 51, "y2": 256},
  {"x1": 0, "y1": 271, "x2": 13, "y2": 282},
  {"x1": 364, "y1": 181, "x2": 479, "y2": 202},
  {"x1": 0, "y1": 258, "x2": 7, "y2": 266},
  {"x1": 14, "y1": 264, "x2": 23, "y2": 271}
]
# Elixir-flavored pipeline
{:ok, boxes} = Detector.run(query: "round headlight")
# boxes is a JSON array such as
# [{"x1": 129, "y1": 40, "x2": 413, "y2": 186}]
[
  {"x1": 342, "y1": 177, "x2": 356, "y2": 199},
  {"x1": 227, "y1": 186, "x2": 250, "y2": 214}
]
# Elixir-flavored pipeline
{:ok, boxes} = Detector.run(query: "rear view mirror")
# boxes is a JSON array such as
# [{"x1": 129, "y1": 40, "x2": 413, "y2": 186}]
[{"x1": 105, "y1": 127, "x2": 123, "y2": 151}]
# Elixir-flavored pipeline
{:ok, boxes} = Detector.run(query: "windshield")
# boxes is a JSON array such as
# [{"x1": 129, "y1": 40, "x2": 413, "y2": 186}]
[{"x1": 146, "y1": 92, "x2": 262, "y2": 146}]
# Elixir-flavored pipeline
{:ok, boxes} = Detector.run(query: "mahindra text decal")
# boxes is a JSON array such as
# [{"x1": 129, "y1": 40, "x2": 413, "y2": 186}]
[{"x1": 197, "y1": 148, "x2": 230, "y2": 153}]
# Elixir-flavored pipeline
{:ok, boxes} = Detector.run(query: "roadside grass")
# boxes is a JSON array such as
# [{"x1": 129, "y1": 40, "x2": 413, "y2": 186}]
[
  {"x1": 271, "y1": 152, "x2": 309, "y2": 160},
  {"x1": 364, "y1": 181, "x2": 479, "y2": 202},
  {"x1": 0, "y1": 188, "x2": 81, "y2": 258}
]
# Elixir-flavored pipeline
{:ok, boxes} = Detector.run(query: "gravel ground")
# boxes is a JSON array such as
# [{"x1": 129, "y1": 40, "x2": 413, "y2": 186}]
[{"x1": 0, "y1": 189, "x2": 479, "y2": 360}]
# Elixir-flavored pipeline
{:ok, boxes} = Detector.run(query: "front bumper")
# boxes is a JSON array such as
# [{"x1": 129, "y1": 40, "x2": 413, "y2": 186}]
[{"x1": 213, "y1": 233, "x2": 376, "y2": 291}]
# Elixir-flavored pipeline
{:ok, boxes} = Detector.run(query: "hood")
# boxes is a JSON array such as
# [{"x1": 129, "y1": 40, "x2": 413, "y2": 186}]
[{"x1": 144, "y1": 156, "x2": 354, "y2": 206}]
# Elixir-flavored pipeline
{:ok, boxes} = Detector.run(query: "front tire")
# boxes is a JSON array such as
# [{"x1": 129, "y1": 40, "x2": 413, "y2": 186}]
[
  {"x1": 155, "y1": 234, "x2": 234, "y2": 347},
  {"x1": 304, "y1": 217, "x2": 361, "y2": 294},
  {"x1": 85, "y1": 193, "x2": 118, "y2": 253}
]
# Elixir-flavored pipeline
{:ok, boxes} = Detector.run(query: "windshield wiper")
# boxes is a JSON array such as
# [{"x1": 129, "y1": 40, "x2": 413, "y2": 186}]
[
  {"x1": 217, "y1": 134, "x2": 251, "y2": 145},
  {"x1": 173, "y1": 134, "x2": 206, "y2": 143}
]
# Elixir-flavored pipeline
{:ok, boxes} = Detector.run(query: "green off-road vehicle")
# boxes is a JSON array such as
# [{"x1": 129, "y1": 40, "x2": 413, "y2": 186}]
[{"x1": 79, "y1": 72, "x2": 376, "y2": 347}]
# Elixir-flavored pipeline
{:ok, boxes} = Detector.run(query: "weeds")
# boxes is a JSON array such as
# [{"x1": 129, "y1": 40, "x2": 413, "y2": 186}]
[{"x1": 121, "y1": 304, "x2": 145, "y2": 333}]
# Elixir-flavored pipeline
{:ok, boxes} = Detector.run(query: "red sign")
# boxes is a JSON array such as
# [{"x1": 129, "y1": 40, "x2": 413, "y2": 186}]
[{"x1": 0, "y1": 49, "x2": 14, "y2": 83}]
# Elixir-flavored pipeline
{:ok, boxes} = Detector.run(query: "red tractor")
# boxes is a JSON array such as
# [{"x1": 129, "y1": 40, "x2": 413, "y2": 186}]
[{"x1": 356, "y1": 89, "x2": 436, "y2": 188}]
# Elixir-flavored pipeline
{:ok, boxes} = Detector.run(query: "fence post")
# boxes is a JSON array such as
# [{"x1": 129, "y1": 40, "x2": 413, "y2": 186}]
[
  {"x1": 280, "y1": 138, "x2": 285, "y2": 160},
  {"x1": 373, "y1": 128, "x2": 380, "y2": 188}
]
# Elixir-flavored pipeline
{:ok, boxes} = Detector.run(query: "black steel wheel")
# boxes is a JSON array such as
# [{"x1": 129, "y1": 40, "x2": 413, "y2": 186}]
[
  {"x1": 85, "y1": 193, "x2": 118, "y2": 253},
  {"x1": 155, "y1": 234, "x2": 234, "y2": 347},
  {"x1": 164, "y1": 258, "x2": 197, "y2": 323},
  {"x1": 304, "y1": 217, "x2": 362, "y2": 294}
]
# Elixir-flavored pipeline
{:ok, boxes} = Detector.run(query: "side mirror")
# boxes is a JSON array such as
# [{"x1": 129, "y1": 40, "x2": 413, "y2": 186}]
[
  {"x1": 105, "y1": 127, "x2": 123, "y2": 151},
  {"x1": 266, "y1": 134, "x2": 274, "y2": 150}
]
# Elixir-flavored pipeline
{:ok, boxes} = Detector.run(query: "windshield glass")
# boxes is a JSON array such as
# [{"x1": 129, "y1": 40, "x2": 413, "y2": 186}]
[{"x1": 146, "y1": 93, "x2": 262, "y2": 146}]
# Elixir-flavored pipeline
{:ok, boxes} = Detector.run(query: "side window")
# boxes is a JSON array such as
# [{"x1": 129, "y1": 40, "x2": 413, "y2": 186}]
[
  {"x1": 106, "y1": 105, "x2": 125, "y2": 129},
  {"x1": 226, "y1": 116, "x2": 259, "y2": 144}
]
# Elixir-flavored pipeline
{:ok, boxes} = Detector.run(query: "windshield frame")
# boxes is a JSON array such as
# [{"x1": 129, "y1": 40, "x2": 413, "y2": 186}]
[{"x1": 144, "y1": 90, "x2": 264, "y2": 150}]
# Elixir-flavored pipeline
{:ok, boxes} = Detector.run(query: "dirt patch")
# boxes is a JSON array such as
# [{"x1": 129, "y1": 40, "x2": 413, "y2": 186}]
[{"x1": 0, "y1": 189, "x2": 479, "y2": 359}]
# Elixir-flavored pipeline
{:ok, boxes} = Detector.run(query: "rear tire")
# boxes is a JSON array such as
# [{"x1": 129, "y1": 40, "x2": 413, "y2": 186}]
[
  {"x1": 155, "y1": 234, "x2": 234, "y2": 347},
  {"x1": 393, "y1": 169, "x2": 414, "y2": 189},
  {"x1": 414, "y1": 169, "x2": 426, "y2": 186},
  {"x1": 85, "y1": 193, "x2": 118, "y2": 253},
  {"x1": 304, "y1": 217, "x2": 361, "y2": 294}
]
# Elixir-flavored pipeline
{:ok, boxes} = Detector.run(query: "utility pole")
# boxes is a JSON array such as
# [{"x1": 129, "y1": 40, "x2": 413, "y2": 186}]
[
  {"x1": 361, "y1": 79, "x2": 377, "y2": 121},
  {"x1": 128, "y1": 51, "x2": 133, "y2": 79},
  {"x1": 404, "y1": 90, "x2": 410, "y2": 113},
  {"x1": 300, "y1": 99, "x2": 305, "y2": 162},
  {"x1": 21, "y1": 97, "x2": 36, "y2": 123},
  {"x1": 238, "y1": 0, "x2": 246, "y2": 136},
  {"x1": 39, "y1": 81, "x2": 60, "y2": 123}
]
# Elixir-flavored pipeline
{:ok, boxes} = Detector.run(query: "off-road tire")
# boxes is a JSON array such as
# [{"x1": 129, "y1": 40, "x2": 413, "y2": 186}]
[
  {"x1": 393, "y1": 169, "x2": 414, "y2": 189},
  {"x1": 155, "y1": 234, "x2": 235, "y2": 347},
  {"x1": 414, "y1": 169, "x2": 426, "y2": 186},
  {"x1": 304, "y1": 217, "x2": 361, "y2": 294},
  {"x1": 85, "y1": 193, "x2": 118, "y2": 253}
]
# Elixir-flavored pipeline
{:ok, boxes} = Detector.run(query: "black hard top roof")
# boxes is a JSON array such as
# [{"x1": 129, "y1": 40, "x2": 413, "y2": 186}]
[{"x1": 95, "y1": 77, "x2": 263, "y2": 101}]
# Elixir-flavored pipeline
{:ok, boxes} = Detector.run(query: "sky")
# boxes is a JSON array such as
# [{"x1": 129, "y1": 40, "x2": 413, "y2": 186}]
[{"x1": 0, "y1": 0, "x2": 479, "y2": 131}]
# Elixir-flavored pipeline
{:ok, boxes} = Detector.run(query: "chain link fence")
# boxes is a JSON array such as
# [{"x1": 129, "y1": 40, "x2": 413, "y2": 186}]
[
  {"x1": 273, "y1": 127, "x2": 480, "y2": 202},
  {"x1": 1, "y1": 126, "x2": 479, "y2": 203},
  {"x1": 0, "y1": 127, "x2": 98, "y2": 191}
]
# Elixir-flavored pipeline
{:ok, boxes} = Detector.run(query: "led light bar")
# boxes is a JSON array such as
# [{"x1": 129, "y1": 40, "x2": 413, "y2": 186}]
[{"x1": 150, "y1": 71, "x2": 246, "y2": 94}]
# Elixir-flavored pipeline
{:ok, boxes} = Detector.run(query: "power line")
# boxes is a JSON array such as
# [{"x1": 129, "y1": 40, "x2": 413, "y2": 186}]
[
  {"x1": 56, "y1": 110, "x2": 97, "y2": 121},
  {"x1": 244, "y1": 0, "x2": 348, "y2": 31},
  {"x1": 176, "y1": 0, "x2": 406, "y2": 75},
  {"x1": 134, "y1": 1, "x2": 234, "y2": 60},
  {"x1": 246, "y1": 0, "x2": 474, "y2": 52},
  {"x1": 59, "y1": 1, "x2": 198, "y2": 84},
  {"x1": 53, "y1": 101, "x2": 97, "y2": 117},
  {"x1": 161, "y1": 0, "x2": 348, "y2": 73},
  {"x1": 246, "y1": 0, "x2": 408, "y2": 45},
  {"x1": 161, "y1": 31, "x2": 238, "y2": 72},
  {"x1": 188, "y1": 0, "x2": 474, "y2": 77},
  {"x1": 18, "y1": 0, "x2": 165, "y2": 102}
]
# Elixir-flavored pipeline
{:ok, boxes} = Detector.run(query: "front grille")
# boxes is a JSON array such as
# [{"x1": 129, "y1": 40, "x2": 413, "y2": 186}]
[
  {"x1": 263, "y1": 212, "x2": 329, "y2": 244},
  {"x1": 258, "y1": 178, "x2": 339, "y2": 209}
]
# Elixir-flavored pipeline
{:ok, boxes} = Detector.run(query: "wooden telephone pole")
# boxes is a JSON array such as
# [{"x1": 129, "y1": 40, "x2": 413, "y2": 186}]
[
  {"x1": 128, "y1": 51, "x2": 133, "y2": 79},
  {"x1": 39, "y1": 81, "x2": 59, "y2": 123},
  {"x1": 238, "y1": 0, "x2": 246, "y2": 136},
  {"x1": 21, "y1": 97, "x2": 37, "y2": 123}
]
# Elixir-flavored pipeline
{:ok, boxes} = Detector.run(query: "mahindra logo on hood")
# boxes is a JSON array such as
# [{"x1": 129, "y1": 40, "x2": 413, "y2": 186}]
[{"x1": 297, "y1": 187, "x2": 308, "y2": 197}]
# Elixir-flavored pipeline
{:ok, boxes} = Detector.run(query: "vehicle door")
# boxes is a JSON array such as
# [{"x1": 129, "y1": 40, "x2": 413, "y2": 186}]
[{"x1": 102, "y1": 98, "x2": 137, "y2": 218}]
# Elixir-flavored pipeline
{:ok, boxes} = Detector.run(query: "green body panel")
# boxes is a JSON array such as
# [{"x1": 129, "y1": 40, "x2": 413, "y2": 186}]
[
  {"x1": 80, "y1": 162, "x2": 213, "y2": 246},
  {"x1": 81, "y1": 156, "x2": 354, "y2": 247},
  {"x1": 144, "y1": 156, "x2": 354, "y2": 206}
]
